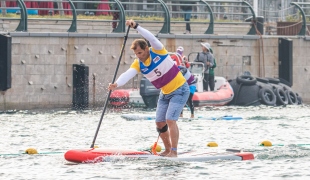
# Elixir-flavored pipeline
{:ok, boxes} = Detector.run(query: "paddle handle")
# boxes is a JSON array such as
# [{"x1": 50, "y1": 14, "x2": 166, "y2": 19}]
[{"x1": 90, "y1": 26, "x2": 131, "y2": 148}]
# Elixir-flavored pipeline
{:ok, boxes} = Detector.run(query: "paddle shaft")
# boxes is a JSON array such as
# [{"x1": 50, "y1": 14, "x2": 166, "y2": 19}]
[{"x1": 90, "y1": 26, "x2": 131, "y2": 148}]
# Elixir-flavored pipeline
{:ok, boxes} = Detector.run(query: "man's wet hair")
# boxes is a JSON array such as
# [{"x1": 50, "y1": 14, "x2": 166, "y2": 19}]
[{"x1": 130, "y1": 39, "x2": 149, "y2": 50}]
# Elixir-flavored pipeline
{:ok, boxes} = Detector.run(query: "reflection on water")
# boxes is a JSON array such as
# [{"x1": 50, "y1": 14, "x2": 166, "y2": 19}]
[{"x1": 0, "y1": 105, "x2": 310, "y2": 179}]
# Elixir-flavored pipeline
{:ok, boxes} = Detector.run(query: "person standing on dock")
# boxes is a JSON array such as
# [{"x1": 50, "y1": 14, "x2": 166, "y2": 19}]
[
  {"x1": 181, "y1": 2, "x2": 193, "y2": 34},
  {"x1": 108, "y1": 19, "x2": 190, "y2": 157}
]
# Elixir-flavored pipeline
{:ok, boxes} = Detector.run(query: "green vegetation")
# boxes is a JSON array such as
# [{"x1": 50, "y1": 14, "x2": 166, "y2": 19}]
[
  {"x1": 285, "y1": 14, "x2": 310, "y2": 22},
  {"x1": 285, "y1": 14, "x2": 301, "y2": 22}
]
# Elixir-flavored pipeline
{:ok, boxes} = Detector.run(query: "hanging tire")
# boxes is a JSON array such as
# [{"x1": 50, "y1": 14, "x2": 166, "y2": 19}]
[
  {"x1": 273, "y1": 88, "x2": 288, "y2": 105},
  {"x1": 286, "y1": 90, "x2": 298, "y2": 105},
  {"x1": 256, "y1": 77, "x2": 269, "y2": 84},
  {"x1": 266, "y1": 77, "x2": 280, "y2": 84},
  {"x1": 259, "y1": 88, "x2": 276, "y2": 106},
  {"x1": 296, "y1": 94, "x2": 303, "y2": 105},
  {"x1": 236, "y1": 75, "x2": 257, "y2": 85}
]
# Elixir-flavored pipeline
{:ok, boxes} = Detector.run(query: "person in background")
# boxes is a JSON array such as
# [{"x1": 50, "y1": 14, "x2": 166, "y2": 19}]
[
  {"x1": 111, "y1": 7, "x2": 119, "y2": 32},
  {"x1": 178, "y1": 66, "x2": 196, "y2": 119},
  {"x1": 171, "y1": 49, "x2": 195, "y2": 118},
  {"x1": 108, "y1": 19, "x2": 190, "y2": 157},
  {"x1": 170, "y1": 46, "x2": 189, "y2": 68},
  {"x1": 208, "y1": 46, "x2": 216, "y2": 91},
  {"x1": 194, "y1": 42, "x2": 214, "y2": 91},
  {"x1": 181, "y1": 2, "x2": 192, "y2": 34}
]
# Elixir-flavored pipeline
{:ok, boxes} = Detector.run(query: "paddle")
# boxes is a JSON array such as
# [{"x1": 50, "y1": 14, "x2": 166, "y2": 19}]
[
  {"x1": 151, "y1": 134, "x2": 161, "y2": 155},
  {"x1": 90, "y1": 26, "x2": 131, "y2": 148}
]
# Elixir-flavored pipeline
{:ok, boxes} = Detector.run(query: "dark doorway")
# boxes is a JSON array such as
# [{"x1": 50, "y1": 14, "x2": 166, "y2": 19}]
[
  {"x1": 72, "y1": 64, "x2": 89, "y2": 110},
  {"x1": 278, "y1": 38, "x2": 293, "y2": 87},
  {"x1": 0, "y1": 34, "x2": 12, "y2": 91}
]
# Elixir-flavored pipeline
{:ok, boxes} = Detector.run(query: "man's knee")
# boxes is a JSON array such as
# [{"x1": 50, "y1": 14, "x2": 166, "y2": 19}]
[{"x1": 156, "y1": 124, "x2": 168, "y2": 133}]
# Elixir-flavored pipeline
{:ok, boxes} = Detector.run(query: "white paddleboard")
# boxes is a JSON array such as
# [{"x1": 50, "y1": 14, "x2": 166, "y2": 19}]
[
  {"x1": 121, "y1": 114, "x2": 242, "y2": 121},
  {"x1": 99, "y1": 151, "x2": 253, "y2": 162}
]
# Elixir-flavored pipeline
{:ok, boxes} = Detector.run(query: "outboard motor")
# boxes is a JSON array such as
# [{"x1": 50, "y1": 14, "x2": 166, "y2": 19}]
[{"x1": 140, "y1": 77, "x2": 160, "y2": 109}]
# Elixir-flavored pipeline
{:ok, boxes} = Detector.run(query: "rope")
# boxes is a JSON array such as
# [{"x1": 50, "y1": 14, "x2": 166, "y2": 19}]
[
  {"x1": 257, "y1": 6, "x2": 295, "y2": 13},
  {"x1": 252, "y1": 20, "x2": 265, "y2": 77},
  {"x1": 255, "y1": 11, "x2": 301, "y2": 26},
  {"x1": 262, "y1": 11, "x2": 301, "y2": 20},
  {"x1": 256, "y1": 20, "x2": 302, "y2": 29}
]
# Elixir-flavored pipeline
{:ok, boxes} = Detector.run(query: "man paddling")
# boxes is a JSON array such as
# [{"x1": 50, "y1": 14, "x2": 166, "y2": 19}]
[{"x1": 108, "y1": 20, "x2": 190, "y2": 157}]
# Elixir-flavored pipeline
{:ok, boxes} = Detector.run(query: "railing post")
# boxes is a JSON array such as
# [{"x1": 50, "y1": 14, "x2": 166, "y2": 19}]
[
  {"x1": 290, "y1": 2, "x2": 306, "y2": 36},
  {"x1": 242, "y1": 1, "x2": 256, "y2": 35},
  {"x1": 113, "y1": 0, "x2": 125, "y2": 33},
  {"x1": 201, "y1": 0, "x2": 213, "y2": 34},
  {"x1": 157, "y1": 0, "x2": 170, "y2": 34},
  {"x1": 58, "y1": 0, "x2": 64, "y2": 16},
  {"x1": 15, "y1": 0, "x2": 27, "y2": 32},
  {"x1": 67, "y1": 0, "x2": 77, "y2": 32},
  {"x1": 1, "y1": 1, "x2": 7, "y2": 16}
]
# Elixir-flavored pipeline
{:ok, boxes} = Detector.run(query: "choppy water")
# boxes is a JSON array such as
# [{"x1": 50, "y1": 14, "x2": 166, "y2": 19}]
[{"x1": 0, "y1": 105, "x2": 310, "y2": 180}]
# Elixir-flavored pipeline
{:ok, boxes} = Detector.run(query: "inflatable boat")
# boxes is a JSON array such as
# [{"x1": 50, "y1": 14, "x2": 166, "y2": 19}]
[
  {"x1": 192, "y1": 77, "x2": 234, "y2": 107},
  {"x1": 185, "y1": 62, "x2": 234, "y2": 107},
  {"x1": 109, "y1": 88, "x2": 144, "y2": 107},
  {"x1": 64, "y1": 148, "x2": 254, "y2": 163}
]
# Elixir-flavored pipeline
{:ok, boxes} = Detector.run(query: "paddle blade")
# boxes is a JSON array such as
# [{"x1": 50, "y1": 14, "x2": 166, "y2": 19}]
[{"x1": 151, "y1": 142, "x2": 158, "y2": 155}]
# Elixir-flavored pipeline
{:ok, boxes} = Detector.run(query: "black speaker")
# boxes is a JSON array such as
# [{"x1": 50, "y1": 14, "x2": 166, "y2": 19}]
[
  {"x1": 72, "y1": 64, "x2": 89, "y2": 110},
  {"x1": 278, "y1": 38, "x2": 293, "y2": 87},
  {"x1": 0, "y1": 34, "x2": 12, "y2": 91}
]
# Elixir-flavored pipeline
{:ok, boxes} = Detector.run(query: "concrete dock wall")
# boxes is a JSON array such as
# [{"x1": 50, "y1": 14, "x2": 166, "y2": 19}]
[{"x1": 0, "y1": 32, "x2": 309, "y2": 110}]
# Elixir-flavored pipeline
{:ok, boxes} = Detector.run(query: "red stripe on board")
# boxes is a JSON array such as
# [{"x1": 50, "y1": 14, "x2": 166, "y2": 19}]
[{"x1": 236, "y1": 152, "x2": 255, "y2": 160}]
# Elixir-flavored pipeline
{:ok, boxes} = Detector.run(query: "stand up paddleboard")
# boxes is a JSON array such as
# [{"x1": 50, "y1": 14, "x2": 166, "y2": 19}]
[
  {"x1": 64, "y1": 148, "x2": 254, "y2": 163},
  {"x1": 121, "y1": 114, "x2": 243, "y2": 121}
]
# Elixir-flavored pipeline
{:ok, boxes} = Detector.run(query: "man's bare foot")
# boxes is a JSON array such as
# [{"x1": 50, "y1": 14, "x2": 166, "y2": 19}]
[
  {"x1": 165, "y1": 151, "x2": 177, "y2": 157},
  {"x1": 159, "y1": 150, "x2": 170, "y2": 156},
  {"x1": 179, "y1": 114, "x2": 183, "y2": 118},
  {"x1": 190, "y1": 114, "x2": 194, "y2": 118}
]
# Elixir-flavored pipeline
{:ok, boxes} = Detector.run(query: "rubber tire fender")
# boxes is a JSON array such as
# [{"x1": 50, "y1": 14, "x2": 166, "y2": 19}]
[
  {"x1": 266, "y1": 77, "x2": 280, "y2": 84},
  {"x1": 236, "y1": 75, "x2": 257, "y2": 85},
  {"x1": 296, "y1": 94, "x2": 303, "y2": 105},
  {"x1": 259, "y1": 88, "x2": 276, "y2": 106},
  {"x1": 286, "y1": 90, "x2": 298, "y2": 105},
  {"x1": 273, "y1": 87, "x2": 288, "y2": 105},
  {"x1": 256, "y1": 77, "x2": 269, "y2": 84}
]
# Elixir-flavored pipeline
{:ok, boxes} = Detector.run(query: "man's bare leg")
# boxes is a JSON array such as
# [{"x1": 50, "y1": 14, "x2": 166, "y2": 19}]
[
  {"x1": 156, "y1": 121, "x2": 171, "y2": 156},
  {"x1": 165, "y1": 120, "x2": 179, "y2": 157}
]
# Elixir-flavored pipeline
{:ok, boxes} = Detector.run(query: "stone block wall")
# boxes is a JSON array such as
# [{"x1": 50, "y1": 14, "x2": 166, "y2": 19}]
[{"x1": 0, "y1": 32, "x2": 309, "y2": 110}]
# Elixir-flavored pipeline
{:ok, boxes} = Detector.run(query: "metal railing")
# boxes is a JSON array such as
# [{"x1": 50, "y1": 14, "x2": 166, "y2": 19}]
[
  {"x1": 1, "y1": 0, "x2": 307, "y2": 35},
  {"x1": 290, "y1": 2, "x2": 309, "y2": 36}
]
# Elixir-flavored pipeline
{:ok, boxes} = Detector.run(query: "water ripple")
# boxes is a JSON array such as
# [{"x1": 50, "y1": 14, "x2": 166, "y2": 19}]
[{"x1": 1, "y1": 105, "x2": 310, "y2": 179}]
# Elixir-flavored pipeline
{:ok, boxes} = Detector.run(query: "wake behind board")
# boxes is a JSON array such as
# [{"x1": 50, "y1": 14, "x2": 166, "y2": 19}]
[
  {"x1": 64, "y1": 148, "x2": 254, "y2": 163},
  {"x1": 121, "y1": 114, "x2": 242, "y2": 121}
]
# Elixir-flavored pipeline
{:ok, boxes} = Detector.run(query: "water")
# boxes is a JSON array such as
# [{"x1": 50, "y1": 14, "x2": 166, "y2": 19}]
[{"x1": 0, "y1": 105, "x2": 310, "y2": 180}]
